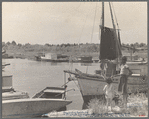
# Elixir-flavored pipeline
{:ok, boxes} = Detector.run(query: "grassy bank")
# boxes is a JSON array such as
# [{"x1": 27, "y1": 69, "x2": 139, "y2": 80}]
[{"x1": 47, "y1": 93, "x2": 148, "y2": 118}]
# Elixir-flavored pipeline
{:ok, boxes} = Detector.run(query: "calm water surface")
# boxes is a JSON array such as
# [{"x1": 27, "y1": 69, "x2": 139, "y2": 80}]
[{"x1": 3, "y1": 59, "x2": 101, "y2": 110}]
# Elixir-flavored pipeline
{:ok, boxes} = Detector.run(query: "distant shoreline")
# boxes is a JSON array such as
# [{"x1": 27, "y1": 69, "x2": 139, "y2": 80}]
[{"x1": 2, "y1": 43, "x2": 147, "y2": 60}]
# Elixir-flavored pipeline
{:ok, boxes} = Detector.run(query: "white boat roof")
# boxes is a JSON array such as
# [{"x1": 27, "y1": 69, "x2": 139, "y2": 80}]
[{"x1": 44, "y1": 89, "x2": 65, "y2": 93}]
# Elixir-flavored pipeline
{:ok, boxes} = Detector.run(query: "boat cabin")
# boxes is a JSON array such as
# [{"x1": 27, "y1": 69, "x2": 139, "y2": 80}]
[
  {"x1": 41, "y1": 53, "x2": 69, "y2": 60},
  {"x1": 2, "y1": 72, "x2": 13, "y2": 91},
  {"x1": 2, "y1": 72, "x2": 29, "y2": 100}
]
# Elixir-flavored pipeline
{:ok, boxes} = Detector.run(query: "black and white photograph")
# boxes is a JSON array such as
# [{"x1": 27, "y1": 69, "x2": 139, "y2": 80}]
[{"x1": 2, "y1": 1, "x2": 148, "y2": 118}]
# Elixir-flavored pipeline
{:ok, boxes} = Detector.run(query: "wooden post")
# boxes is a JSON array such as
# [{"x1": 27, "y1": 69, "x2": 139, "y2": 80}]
[
  {"x1": 64, "y1": 72, "x2": 66, "y2": 100},
  {"x1": 131, "y1": 48, "x2": 132, "y2": 61}
]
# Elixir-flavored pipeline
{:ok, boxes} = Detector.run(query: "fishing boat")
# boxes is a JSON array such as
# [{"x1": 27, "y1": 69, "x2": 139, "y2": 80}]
[
  {"x1": 39, "y1": 53, "x2": 69, "y2": 62},
  {"x1": 2, "y1": 61, "x2": 72, "y2": 118},
  {"x1": 64, "y1": 2, "x2": 148, "y2": 109}
]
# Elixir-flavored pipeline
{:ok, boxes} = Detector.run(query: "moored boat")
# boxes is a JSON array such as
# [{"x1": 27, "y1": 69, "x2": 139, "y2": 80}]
[
  {"x1": 2, "y1": 98, "x2": 72, "y2": 118},
  {"x1": 2, "y1": 59, "x2": 72, "y2": 118},
  {"x1": 64, "y1": 69, "x2": 148, "y2": 108},
  {"x1": 63, "y1": 2, "x2": 148, "y2": 109},
  {"x1": 40, "y1": 53, "x2": 69, "y2": 62}
]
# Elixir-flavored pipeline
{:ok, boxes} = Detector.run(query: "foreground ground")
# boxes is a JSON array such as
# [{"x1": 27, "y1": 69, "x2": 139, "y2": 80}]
[{"x1": 46, "y1": 93, "x2": 148, "y2": 118}]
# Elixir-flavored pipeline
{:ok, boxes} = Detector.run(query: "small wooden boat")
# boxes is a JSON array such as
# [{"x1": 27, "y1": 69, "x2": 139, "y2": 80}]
[
  {"x1": 32, "y1": 87, "x2": 67, "y2": 99},
  {"x1": 32, "y1": 86, "x2": 69, "y2": 111}
]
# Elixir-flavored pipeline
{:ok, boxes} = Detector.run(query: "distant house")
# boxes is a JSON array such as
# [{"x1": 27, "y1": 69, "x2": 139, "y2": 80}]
[
  {"x1": 41, "y1": 53, "x2": 58, "y2": 60},
  {"x1": 40, "y1": 53, "x2": 69, "y2": 62}
]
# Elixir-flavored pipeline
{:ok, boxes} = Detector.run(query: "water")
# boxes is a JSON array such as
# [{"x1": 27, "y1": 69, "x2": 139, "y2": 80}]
[{"x1": 2, "y1": 59, "x2": 101, "y2": 110}]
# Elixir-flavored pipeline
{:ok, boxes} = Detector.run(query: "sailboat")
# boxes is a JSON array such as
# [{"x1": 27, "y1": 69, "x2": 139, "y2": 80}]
[{"x1": 64, "y1": 2, "x2": 148, "y2": 109}]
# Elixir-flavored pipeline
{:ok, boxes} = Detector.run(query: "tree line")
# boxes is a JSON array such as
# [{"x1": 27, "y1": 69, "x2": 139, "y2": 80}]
[{"x1": 2, "y1": 41, "x2": 147, "y2": 48}]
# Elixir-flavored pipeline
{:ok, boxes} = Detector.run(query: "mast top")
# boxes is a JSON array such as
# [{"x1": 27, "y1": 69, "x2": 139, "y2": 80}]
[{"x1": 101, "y1": 2, "x2": 104, "y2": 28}]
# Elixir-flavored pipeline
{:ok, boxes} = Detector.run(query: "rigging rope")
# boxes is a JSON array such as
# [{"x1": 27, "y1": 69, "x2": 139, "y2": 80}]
[
  {"x1": 77, "y1": 3, "x2": 91, "y2": 45},
  {"x1": 68, "y1": 2, "x2": 83, "y2": 71},
  {"x1": 111, "y1": 2, "x2": 119, "y2": 29},
  {"x1": 86, "y1": 2, "x2": 98, "y2": 73},
  {"x1": 68, "y1": 2, "x2": 95, "y2": 72},
  {"x1": 90, "y1": 2, "x2": 98, "y2": 44}
]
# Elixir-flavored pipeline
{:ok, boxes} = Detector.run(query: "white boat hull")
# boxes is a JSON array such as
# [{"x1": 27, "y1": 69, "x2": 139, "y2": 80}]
[
  {"x1": 76, "y1": 75, "x2": 148, "y2": 109},
  {"x1": 2, "y1": 98, "x2": 72, "y2": 118},
  {"x1": 64, "y1": 69, "x2": 148, "y2": 108},
  {"x1": 77, "y1": 75, "x2": 148, "y2": 97}
]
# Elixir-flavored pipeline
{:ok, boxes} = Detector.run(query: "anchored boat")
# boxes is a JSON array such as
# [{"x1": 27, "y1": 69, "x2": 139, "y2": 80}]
[
  {"x1": 2, "y1": 59, "x2": 72, "y2": 118},
  {"x1": 39, "y1": 53, "x2": 69, "y2": 62}
]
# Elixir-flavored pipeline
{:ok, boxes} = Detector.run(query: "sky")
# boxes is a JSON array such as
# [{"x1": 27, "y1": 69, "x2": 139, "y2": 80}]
[{"x1": 2, "y1": 2, "x2": 147, "y2": 45}]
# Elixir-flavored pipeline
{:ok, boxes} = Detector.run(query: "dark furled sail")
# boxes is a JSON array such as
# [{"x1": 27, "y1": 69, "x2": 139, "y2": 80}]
[{"x1": 100, "y1": 27, "x2": 121, "y2": 60}]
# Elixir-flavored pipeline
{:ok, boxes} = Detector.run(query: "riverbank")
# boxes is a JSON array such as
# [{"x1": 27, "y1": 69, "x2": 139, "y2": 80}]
[{"x1": 46, "y1": 92, "x2": 148, "y2": 118}]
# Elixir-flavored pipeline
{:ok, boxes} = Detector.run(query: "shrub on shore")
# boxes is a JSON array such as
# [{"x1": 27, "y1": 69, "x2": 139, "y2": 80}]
[
  {"x1": 87, "y1": 98, "x2": 108, "y2": 117},
  {"x1": 127, "y1": 93, "x2": 148, "y2": 117}
]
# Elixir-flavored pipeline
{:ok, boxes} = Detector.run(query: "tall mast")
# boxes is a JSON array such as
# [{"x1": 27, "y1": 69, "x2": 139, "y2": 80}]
[
  {"x1": 109, "y1": 2, "x2": 116, "y2": 30},
  {"x1": 100, "y1": 2, "x2": 104, "y2": 61},
  {"x1": 109, "y1": 2, "x2": 121, "y2": 61},
  {"x1": 102, "y1": 2, "x2": 104, "y2": 27}
]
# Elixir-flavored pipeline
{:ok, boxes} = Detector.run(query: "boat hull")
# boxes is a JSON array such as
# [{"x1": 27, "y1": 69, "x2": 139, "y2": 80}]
[
  {"x1": 64, "y1": 69, "x2": 148, "y2": 108},
  {"x1": 77, "y1": 75, "x2": 148, "y2": 105},
  {"x1": 2, "y1": 98, "x2": 72, "y2": 118}
]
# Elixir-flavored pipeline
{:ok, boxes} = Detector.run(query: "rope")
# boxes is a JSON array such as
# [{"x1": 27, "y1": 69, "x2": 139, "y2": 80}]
[
  {"x1": 72, "y1": 78, "x2": 81, "y2": 91},
  {"x1": 77, "y1": 2, "x2": 91, "y2": 45},
  {"x1": 68, "y1": 73, "x2": 80, "y2": 90},
  {"x1": 86, "y1": 2, "x2": 98, "y2": 73},
  {"x1": 67, "y1": 2, "x2": 84, "y2": 71},
  {"x1": 111, "y1": 2, "x2": 119, "y2": 29},
  {"x1": 90, "y1": 2, "x2": 98, "y2": 44}
]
